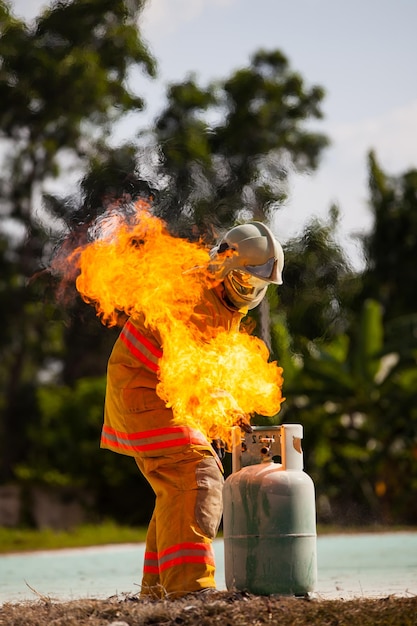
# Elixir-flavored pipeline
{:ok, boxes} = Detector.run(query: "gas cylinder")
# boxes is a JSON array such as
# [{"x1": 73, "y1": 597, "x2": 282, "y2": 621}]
[{"x1": 223, "y1": 424, "x2": 317, "y2": 596}]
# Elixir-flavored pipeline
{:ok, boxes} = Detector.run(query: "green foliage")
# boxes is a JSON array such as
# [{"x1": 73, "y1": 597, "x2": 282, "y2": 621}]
[
  {"x1": 360, "y1": 151, "x2": 417, "y2": 320},
  {"x1": 15, "y1": 376, "x2": 153, "y2": 525},
  {"x1": 276, "y1": 209, "x2": 358, "y2": 346},
  {"x1": 0, "y1": 0, "x2": 416, "y2": 528},
  {"x1": 0, "y1": 521, "x2": 148, "y2": 553},
  {"x1": 269, "y1": 180, "x2": 417, "y2": 525},
  {"x1": 218, "y1": 50, "x2": 327, "y2": 171},
  {"x1": 0, "y1": 0, "x2": 155, "y2": 148},
  {"x1": 273, "y1": 298, "x2": 417, "y2": 524},
  {"x1": 152, "y1": 49, "x2": 329, "y2": 235},
  {"x1": 0, "y1": 0, "x2": 155, "y2": 481},
  {"x1": 17, "y1": 377, "x2": 122, "y2": 488}
]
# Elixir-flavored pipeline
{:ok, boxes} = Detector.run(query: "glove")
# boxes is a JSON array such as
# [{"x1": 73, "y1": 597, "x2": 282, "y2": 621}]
[
  {"x1": 211, "y1": 389, "x2": 253, "y2": 434},
  {"x1": 211, "y1": 439, "x2": 226, "y2": 460},
  {"x1": 236, "y1": 415, "x2": 253, "y2": 434},
  {"x1": 228, "y1": 407, "x2": 253, "y2": 434}
]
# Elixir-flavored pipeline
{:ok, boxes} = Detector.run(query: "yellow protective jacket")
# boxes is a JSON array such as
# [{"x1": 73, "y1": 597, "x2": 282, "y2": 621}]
[{"x1": 101, "y1": 283, "x2": 243, "y2": 458}]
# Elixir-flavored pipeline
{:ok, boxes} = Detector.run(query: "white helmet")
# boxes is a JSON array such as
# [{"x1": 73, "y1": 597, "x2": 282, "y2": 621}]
[{"x1": 210, "y1": 221, "x2": 284, "y2": 310}]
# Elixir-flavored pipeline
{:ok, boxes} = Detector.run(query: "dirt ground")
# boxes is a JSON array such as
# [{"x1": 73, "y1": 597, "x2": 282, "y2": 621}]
[{"x1": 1, "y1": 591, "x2": 416, "y2": 626}]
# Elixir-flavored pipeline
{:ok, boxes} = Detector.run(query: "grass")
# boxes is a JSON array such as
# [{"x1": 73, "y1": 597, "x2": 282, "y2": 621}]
[
  {"x1": 1, "y1": 521, "x2": 415, "y2": 554},
  {"x1": 0, "y1": 521, "x2": 148, "y2": 554}
]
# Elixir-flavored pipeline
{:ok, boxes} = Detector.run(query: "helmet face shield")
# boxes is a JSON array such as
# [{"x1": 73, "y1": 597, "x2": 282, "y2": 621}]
[{"x1": 245, "y1": 257, "x2": 277, "y2": 281}]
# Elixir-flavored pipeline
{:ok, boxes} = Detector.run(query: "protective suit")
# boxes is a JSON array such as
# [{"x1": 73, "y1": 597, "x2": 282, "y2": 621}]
[{"x1": 101, "y1": 222, "x2": 284, "y2": 599}]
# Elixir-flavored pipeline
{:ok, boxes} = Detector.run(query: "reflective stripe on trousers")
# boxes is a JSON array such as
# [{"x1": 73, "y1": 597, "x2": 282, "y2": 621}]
[
  {"x1": 136, "y1": 448, "x2": 223, "y2": 599},
  {"x1": 143, "y1": 542, "x2": 215, "y2": 574}
]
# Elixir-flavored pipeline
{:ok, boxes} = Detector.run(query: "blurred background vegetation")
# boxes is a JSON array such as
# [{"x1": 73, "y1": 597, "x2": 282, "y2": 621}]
[{"x1": 0, "y1": 0, "x2": 416, "y2": 531}]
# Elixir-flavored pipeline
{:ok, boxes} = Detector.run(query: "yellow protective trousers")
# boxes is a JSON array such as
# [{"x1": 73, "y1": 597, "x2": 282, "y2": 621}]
[{"x1": 135, "y1": 447, "x2": 224, "y2": 599}]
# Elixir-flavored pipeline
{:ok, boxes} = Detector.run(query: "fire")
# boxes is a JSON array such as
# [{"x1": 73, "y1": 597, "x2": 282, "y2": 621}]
[
  {"x1": 72, "y1": 200, "x2": 210, "y2": 328},
  {"x1": 62, "y1": 200, "x2": 284, "y2": 447},
  {"x1": 158, "y1": 323, "x2": 284, "y2": 444}
]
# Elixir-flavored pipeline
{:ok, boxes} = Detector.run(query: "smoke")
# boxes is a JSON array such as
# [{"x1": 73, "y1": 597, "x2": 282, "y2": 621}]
[{"x1": 47, "y1": 167, "x2": 160, "y2": 308}]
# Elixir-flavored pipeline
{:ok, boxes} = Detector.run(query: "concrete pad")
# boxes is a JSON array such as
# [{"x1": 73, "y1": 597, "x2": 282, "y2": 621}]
[{"x1": 1, "y1": 532, "x2": 416, "y2": 604}]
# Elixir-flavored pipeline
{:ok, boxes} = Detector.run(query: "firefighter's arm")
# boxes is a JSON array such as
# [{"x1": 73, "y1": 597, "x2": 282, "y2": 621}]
[{"x1": 211, "y1": 413, "x2": 252, "y2": 459}]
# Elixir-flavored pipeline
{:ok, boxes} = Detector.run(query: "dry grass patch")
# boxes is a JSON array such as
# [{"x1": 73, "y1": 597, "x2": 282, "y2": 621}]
[{"x1": 1, "y1": 591, "x2": 417, "y2": 626}]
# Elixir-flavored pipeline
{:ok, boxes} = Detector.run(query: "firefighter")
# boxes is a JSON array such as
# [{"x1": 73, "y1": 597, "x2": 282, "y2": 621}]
[{"x1": 101, "y1": 221, "x2": 284, "y2": 599}]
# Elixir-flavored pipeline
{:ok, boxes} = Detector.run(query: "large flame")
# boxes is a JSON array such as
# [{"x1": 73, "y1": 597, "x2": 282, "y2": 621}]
[{"x1": 62, "y1": 200, "x2": 284, "y2": 446}]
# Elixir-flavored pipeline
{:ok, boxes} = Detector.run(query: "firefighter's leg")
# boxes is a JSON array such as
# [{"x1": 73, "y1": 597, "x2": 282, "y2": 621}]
[
  {"x1": 135, "y1": 457, "x2": 163, "y2": 599},
  {"x1": 138, "y1": 448, "x2": 223, "y2": 598},
  {"x1": 140, "y1": 509, "x2": 163, "y2": 598}
]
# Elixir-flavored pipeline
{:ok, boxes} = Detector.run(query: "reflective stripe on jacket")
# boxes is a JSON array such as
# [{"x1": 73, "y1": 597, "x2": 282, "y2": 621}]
[{"x1": 120, "y1": 319, "x2": 162, "y2": 373}]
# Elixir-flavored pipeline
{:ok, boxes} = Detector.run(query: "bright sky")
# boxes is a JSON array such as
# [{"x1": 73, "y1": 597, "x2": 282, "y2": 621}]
[{"x1": 10, "y1": 0, "x2": 417, "y2": 268}]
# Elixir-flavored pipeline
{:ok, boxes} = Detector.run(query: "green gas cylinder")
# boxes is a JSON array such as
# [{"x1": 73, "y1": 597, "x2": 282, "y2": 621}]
[{"x1": 223, "y1": 424, "x2": 317, "y2": 596}]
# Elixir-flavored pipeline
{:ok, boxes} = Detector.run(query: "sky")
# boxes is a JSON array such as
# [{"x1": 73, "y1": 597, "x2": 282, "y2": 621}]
[{"x1": 10, "y1": 0, "x2": 417, "y2": 269}]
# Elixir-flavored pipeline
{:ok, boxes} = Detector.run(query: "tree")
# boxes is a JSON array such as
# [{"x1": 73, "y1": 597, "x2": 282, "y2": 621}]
[
  {"x1": 269, "y1": 161, "x2": 417, "y2": 524},
  {"x1": 273, "y1": 298, "x2": 401, "y2": 523},
  {"x1": 0, "y1": 0, "x2": 155, "y2": 480},
  {"x1": 275, "y1": 207, "x2": 358, "y2": 352},
  {"x1": 150, "y1": 49, "x2": 329, "y2": 236},
  {"x1": 360, "y1": 151, "x2": 417, "y2": 320},
  {"x1": 1, "y1": 2, "x2": 334, "y2": 525}
]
